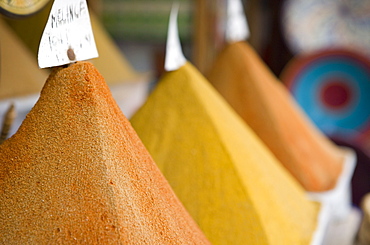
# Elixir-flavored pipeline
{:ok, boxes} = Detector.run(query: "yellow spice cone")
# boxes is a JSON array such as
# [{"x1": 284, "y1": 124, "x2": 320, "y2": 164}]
[
  {"x1": 207, "y1": 42, "x2": 346, "y2": 192},
  {"x1": 131, "y1": 62, "x2": 320, "y2": 245},
  {"x1": 0, "y1": 62, "x2": 210, "y2": 244},
  {"x1": 0, "y1": 18, "x2": 47, "y2": 99}
]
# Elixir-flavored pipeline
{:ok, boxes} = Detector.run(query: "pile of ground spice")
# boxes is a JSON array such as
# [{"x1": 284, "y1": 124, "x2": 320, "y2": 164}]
[
  {"x1": 131, "y1": 62, "x2": 320, "y2": 245},
  {"x1": 207, "y1": 41, "x2": 346, "y2": 192},
  {"x1": 0, "y1": 62, "x2": 210, "y2": 244}
]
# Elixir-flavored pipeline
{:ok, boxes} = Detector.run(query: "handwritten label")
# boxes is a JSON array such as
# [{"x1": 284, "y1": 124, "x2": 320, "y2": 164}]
[
  {"x1": 164, "y1": 3, "x2": 186, "y2": 72},
  {"x1": 38, "y1": 0, "x2": 98, "y2": 68}
]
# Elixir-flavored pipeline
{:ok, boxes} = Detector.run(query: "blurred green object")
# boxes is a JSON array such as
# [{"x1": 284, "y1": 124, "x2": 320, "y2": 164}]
[{"x1": 102, "y1": 0, "x2": 192, "y2": 43}]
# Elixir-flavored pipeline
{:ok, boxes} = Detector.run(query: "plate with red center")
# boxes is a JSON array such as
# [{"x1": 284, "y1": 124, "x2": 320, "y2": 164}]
[{"x1": 281, "y1": 49, "x2": 370, "y2": 143}]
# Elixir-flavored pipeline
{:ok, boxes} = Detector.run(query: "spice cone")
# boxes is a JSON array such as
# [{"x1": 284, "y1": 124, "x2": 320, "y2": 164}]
[
  {"x1": 0, "y1": 62, "x2": 210, "y2": 244},
  {"x1": 358, "y1": 193, "x2": 370, "y2": 244},
  {"x1": 0, "y1": 18, "x2": 47, "y2": 99},
  {"x1": 131, "y1": 62, "x2": 320, "y2": 245},
  {"x1": 207, "y1": 42, "x2": 345, "y2": 192}
]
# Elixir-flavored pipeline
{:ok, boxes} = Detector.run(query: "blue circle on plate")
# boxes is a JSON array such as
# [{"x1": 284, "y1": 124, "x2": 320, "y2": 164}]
[{"x1": 284, "y1": 50, "x2": 370, "y2": 139}]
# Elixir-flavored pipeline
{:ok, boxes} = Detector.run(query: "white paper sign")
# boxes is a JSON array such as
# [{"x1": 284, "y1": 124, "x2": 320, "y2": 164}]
[
  {"x1": 38, "y1": 0, "x2": 98, "y2": 68},
  {"x1": 164, "y1": 3, "x2": 186, "y2": 72},
  {"x1": 226, "y1": 0, "x2": 250, "y2": 43}
]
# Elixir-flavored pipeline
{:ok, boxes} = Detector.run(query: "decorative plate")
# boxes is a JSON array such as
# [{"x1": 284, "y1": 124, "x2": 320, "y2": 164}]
[
  {"x1": 0, "y1": 0, "x2": 50, "y2": 17},
  {"x1": 281, "y1": 49, "x2": 370, "y2": 143},
  {"x1": 282, "y1": 0, "x2": 370, "y2": 56}
]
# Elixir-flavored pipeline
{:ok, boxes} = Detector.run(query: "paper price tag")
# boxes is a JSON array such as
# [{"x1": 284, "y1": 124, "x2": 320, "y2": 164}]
[{"x1": 38, "y1": 0, "x2": 98, "y2": 68}]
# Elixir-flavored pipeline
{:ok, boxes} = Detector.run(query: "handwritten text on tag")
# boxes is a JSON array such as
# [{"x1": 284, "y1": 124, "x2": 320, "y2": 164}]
[{"x1": 38, "y1": 0, "x2": 98, "y2": 68}]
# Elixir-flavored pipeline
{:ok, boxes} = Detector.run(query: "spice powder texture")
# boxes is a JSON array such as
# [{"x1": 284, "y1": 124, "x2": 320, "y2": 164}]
[
  {"x1": 207, "y1": 41, "x2": 345, "y2": 192},
  {"x1": 131, "y1": 62, "x2": 320, "y2": 245},
  {"x1": 0, "y1": 61, "x2": 210, "y2": 245}
]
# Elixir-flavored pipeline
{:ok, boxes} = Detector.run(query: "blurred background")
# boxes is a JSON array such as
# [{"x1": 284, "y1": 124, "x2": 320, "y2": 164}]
[
  {"x1": 1, "y1": 0, "x2": 370, "y2": 205},
  {"x1": 95, "y1": 0, "x2": 290, "y2": 78},
  {"x1": 95, "y1": 0, "x2": 370, "y2": 206}
]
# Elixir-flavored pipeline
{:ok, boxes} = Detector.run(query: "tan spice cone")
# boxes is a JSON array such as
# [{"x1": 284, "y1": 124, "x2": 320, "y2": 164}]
[
  {"x1": 206, "y1": 42, "x2": 346, "y2": 192},
  {"x1": 358, "y1": 193, "x2": 370, "y2": 244},
  {"x1": 0, "y1": 62, "x2": 210, "y2": 244},
  {"x1": 131, "y1": 62, "x2": 320, "y2": 245},
  {"x1": 0, "y1": 18, "x2": 47, "y2": 99},
  {"x1": 88, "y1": 12, "x2": 150, "y2": 85}
]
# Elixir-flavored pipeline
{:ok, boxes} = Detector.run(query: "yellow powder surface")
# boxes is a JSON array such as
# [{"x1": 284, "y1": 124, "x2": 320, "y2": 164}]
[
  {"x1": 131, "y1": 62, "x2": 320, "y2": 245},
  {"x1": 0, "y1": 62, "x2": 210, "y2": 244},
  {"x1": 207, "y1": 42, "x2": 345, "y2": 192}
]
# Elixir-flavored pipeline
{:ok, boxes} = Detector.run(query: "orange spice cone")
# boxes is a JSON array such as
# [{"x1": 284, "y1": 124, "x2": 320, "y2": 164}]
[
  {"x1": 131, "y1": 62, "x2": 321, "y2": 245},
  {"x1": 206, "y1": 42, "x2": 346, "y2": 192},
  {"x1": 0, "y1": 62, "x2": 210, "y2": 244}
]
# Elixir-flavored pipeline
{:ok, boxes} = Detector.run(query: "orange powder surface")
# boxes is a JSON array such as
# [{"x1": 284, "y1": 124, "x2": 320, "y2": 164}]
[
  {"x1": 207, "y1": 41, "x2": 345, "y2": 192},
  {"x1": 0, "y1": 62, "x2": 210, "y2": 244}
]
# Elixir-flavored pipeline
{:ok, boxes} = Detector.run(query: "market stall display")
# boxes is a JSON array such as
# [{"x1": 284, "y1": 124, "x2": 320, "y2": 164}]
[{"x1": 0, "y1": 0, "x2": 366, "y2": 244}]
